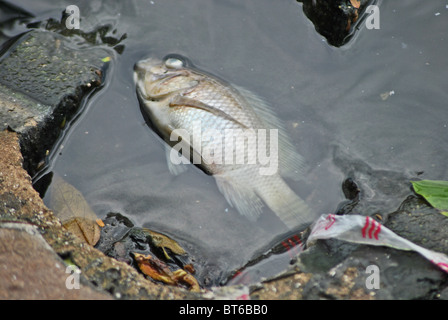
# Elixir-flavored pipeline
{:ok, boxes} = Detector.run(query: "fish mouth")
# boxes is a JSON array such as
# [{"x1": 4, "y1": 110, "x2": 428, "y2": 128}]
[
  {"x1": 134, "y1": 57, "x2": 162, "y2": 73},
  {"x1": 134, "y1": 56, "x2": 199, "y2": 104},
  {"x1": 133, "y1": 57, "x2": 163, "y2": 84},
  {"x1": 133, "y1": 57, "x2": 163, "y2": 100}
]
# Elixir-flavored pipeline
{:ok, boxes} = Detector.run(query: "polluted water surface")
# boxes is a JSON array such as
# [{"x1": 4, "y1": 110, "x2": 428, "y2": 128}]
[{"x1": 2, "y1": 0, "x2": 447, "y2": 290}]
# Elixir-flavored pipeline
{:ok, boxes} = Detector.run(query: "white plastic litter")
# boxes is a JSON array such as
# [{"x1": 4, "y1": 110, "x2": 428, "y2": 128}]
[
  {"x1": 307, "y1": 214, "x2": 448, "y2": 273},
  {"x1": 204, "y1": 285, "x2": 250, "y2": 300}
]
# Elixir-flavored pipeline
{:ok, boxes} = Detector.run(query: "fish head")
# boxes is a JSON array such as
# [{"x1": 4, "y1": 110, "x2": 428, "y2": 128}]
[
  {"x1": 134, "y1": 55, "x2": 202, "y2": 139},
  {"x1": 134, "y1": 55, "x2": 199, "y2": 101}
]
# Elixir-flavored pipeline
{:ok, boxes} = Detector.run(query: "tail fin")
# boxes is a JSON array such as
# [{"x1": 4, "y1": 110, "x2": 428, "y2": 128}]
[
  {"x1": 257, "y1": 174, "x2": 314, "y2": 229},
  {"x1": 215, "y1": 170, "x2": 314, "y2": 229}
]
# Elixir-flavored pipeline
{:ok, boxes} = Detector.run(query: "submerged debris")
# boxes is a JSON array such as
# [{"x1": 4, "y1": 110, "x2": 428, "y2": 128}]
[
  {"x1": 144, "y1": 228, "x2": 186, "y2": 259},
  {"x1": 95, "y1": 212, "x2": 200, "y2": 292},
  {"x1": 49, "y1": 174, "x2": 101, "y2": 246},
  {"x1": 133, "y1": 253, "x2": 200, "y2": 292}
]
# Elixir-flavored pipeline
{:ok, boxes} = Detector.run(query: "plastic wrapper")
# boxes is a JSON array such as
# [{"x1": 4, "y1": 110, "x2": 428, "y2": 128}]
[{"x1": 307, "y1": 214, "x2": 448, "y2": 273}]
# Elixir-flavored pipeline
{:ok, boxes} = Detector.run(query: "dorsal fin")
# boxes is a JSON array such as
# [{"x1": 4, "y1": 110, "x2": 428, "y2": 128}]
[{"x1": 234, "y1": 85, "x2": 307, "y2": 180}]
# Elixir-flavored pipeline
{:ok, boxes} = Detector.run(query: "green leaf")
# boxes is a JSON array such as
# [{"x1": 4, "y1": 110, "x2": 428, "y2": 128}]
[
  {"x1": 411, "y1": 180, "x2": 448, "y2": 211},
  {"x1": 440, "y1": 211, "x2": 448, "y2": 218}
]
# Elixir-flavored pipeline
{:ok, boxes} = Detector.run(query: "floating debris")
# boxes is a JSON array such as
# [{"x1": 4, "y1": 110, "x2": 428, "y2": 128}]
[
  {"x1": 308, "y1": 214, "x2": 448, "y2": 274},
  {"x1": 380, "y1": 90, "x2": 395, "y2": 100},
  {"x1": 411, "y1": 180, "x2": 448, "y2": 216}
]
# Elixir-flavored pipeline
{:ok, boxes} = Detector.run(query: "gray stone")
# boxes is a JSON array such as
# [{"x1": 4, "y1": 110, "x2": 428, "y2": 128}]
[
  {"x1": 0, "y1": 222, "x2": 111, "y2": 299},
  {"x1": 0, "y1": 29, "x2": 110, "y2": 176}
]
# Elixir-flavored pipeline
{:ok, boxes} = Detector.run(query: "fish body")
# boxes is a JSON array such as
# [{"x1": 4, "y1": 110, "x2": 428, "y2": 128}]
[{"x1": 134, "y1": 55, "x2": 314, "y2": 229}]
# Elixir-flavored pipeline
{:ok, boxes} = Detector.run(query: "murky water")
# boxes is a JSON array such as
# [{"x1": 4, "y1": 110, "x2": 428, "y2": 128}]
[{"x1": 3, "y1": 0, "x2": 448, "y2": 286}]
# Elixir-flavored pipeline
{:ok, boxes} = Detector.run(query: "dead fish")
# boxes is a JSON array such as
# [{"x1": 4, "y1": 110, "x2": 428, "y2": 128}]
[{"x1": 134, "y1": 55, "x2": 314, "y2": 229}]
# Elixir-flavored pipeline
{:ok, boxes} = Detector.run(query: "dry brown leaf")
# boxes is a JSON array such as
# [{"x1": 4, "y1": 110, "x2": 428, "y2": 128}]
[
  {"x1": 172, "y1": 269, "x2": 200, "y2": 292},
  {"x1": 50, "y1": 174, "x2": 100, "y2": 246},
  {"x1": 63, "y1": 217, "x2": 101, "y2": 246},
  {"x1": 184, "y1": 264, "x2": 195, "y2": 274},
  {"x1": 133, "y1": 253, "x2": 177, "y2": 285},
  {"x1": 133, "y1": 253, "x2": 200, "y2": 291}
]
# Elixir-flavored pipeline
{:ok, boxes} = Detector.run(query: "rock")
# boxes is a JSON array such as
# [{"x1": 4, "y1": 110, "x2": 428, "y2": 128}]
[
  {"x1": 333, "y1": 148, "x2": 415, "y2": 219},
  {"x1": 0, "y1": 222, "x2": 110, "y2": 299},
  {"x1": 297, "y1": 0, "x2": 378, "y2": 47},
  {"x1": 250, "y1": 233, "x2": 447, "y2": 300},
  {"x1": 0, "y1": 130, "x2": 198, "y2": 300},
  {"x1": 0, "y1": 22, "x2": 202, "y2": 300},
  {"x1": 385, "y1": 195, "x2": 448, "y2": 255},
  {"x1": 0, "y1": 29, "x2": 110, "y2": 176},
  {"x1": 297, "y1": 243, "x2": 446, "y2": 300}
]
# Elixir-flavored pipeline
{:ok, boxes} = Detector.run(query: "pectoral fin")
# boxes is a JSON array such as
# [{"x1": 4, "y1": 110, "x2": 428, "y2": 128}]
[{"x1": 165, "y1": 144, "x2": 189, "y2": 176}]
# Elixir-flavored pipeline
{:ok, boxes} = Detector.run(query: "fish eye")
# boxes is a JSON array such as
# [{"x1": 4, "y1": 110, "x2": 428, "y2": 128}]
[{"x1": 165, "y1": 57, "x2": 184, "y2": 69}]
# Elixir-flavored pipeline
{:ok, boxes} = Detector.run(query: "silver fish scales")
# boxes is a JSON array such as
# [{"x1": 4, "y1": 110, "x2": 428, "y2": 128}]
[{"x1": 134, "y1": 55, "x2": 314, "y2": 229}]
